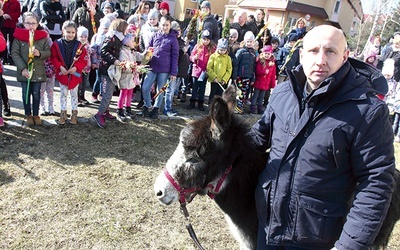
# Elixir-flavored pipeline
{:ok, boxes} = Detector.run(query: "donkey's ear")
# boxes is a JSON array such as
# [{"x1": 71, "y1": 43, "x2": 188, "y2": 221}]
[
  {"x1": 210, "y1": 97, "x2": 231, "y2": 139},
  {"x1": 222, "y1": 84, "x2": 237, "y2": 112}
]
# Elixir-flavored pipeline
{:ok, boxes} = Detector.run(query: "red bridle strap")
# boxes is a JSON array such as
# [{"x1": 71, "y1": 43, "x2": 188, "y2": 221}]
[
  {"x1": 163, "y1": 168, "x2": 200, "y2": 203},
  {"x1": 206, "y1": 165, "x2": 232, "y2": 199}
]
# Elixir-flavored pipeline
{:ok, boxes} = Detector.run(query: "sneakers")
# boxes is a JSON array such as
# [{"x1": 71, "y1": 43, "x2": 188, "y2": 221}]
[
  {"x1": 0, "y1": 117, "x2": 4, "y2": 127},
  {"x1": 117, "y1": 108, "x2": 127, "y2": 122},
  {"x1": 164, "y1": 110, "x2": 178, "y2": 117},
  {"x1": 125, "y1": 107, "x2": 134, "y2": 119},
  {"x1": 94, "y1": 112, "x2": 106, "y2": 128},
  {"x1": 104, "y1": 110, "x2": 116, "y2": 120},
  {"x1": 150, "y1": 107, "x2": 159, "y2": 119}
]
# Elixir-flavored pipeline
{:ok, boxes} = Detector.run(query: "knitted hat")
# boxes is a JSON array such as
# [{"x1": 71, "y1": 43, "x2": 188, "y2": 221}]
[
  {"x1": 288, "y1": 33, "x2": 298, "y2": 42},
  {"x1": 148, "y1": 9, "x2": 159, "y2": 19},
  {"x1": 365, "y1": 50, "x2": 376, "y2": 60},
  {"x1": 77, "y1": 26, "x2": 89, "y2": 37},
  {"x1": 122, "y1": 34, "x2": 135, "y2": 45},
  {"x1": 382, "y1": 58, "x2": 395, "y2": 77},
  {"x1": 103, "y1": 13, "x2": 118, "y2": 23},
  {"x1": 103, "y1": 3, "x2": 113, "y2": 10},
  {"x1": 99, "y1": 18, "x2": 111, "y2": 29},
  {"x1": 261, "y1": 45, "x2": 273, "y2": 53},
  {"x1": 217, "y1": 38, "x2": 228, "y2": 50},
  {"x1": 202, "y1": 29, "x2": 211, "y2": 39},
  {"x1": 243, "y1": 31, "x2": 255, "y2": 41},
  {"x1": 229, "y1": 29, "x2": 238, "y2": 38},
  {"x1": 171, "y1": 21, "x2": 180, "y2": 31},
  {"x1": 201, "y1": 1, "x2": 211, "y2": 9},
  {"x1": 159, "y1": 2, "x2": 169, "y2": 11}
]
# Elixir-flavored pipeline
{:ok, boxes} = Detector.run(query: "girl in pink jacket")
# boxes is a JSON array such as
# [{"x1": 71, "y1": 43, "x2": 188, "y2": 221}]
[
  {"x1": 250, "y1": 45, "x2": 276, "y2": 114},
  {"x1": 187, "y1": 29, "x2": 216, "y2": 111}
]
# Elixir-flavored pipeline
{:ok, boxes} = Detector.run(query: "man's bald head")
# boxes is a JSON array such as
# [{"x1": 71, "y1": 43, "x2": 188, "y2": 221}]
[{"x1": 300, "y1": 25, "x2": 349, "y2": 89}]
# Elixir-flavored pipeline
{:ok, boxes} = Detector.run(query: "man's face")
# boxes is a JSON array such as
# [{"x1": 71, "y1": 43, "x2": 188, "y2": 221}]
[
  {"x1": 238, "y1": 12, "x2": 246, "y2": 25},
  {"x1": 201, "y1": 6, "x2": 210, "y2": 15},
  {"x1": 300, "y1": 25, "x2": 349, "y2": 87}
]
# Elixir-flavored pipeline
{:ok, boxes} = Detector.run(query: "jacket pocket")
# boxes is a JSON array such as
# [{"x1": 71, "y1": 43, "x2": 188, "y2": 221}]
[
  {"x1": 255, "y1": 177, "x2": 272, "y2": 225},
  {"x1": 292, "y1": 194, "x2": 347, "y2": 245}
]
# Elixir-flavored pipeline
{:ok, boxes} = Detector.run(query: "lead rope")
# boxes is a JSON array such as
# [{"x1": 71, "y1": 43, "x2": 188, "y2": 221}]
[{"x1": 180, "y1": 201, "x2": 205, "y2": 250}]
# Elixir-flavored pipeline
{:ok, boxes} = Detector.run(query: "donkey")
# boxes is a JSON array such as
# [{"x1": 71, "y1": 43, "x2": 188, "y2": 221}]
[{"x1": 154, "y1": 84, "x2": 400, "y2": 249}]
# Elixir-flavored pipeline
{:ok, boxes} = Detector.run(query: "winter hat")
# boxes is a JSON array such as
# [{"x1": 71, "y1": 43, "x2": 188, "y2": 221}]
[
  {"x1": 261, "y1": 45, "x2": 273, "y2": 53},
  {"x1": 243, "y1": 31, "x2": 255, "y2": 41},
  {"x1": 104, "y1": 3, "x2": 113, "y2": 10},
  {"x1": 202, "y1": 29, "x2": 211, "y2": 39},
  {"x1": 99, "y1": 18, "x2": 111, "y2": 29},
  {"x1": 170, "y1": 21, "x2": 180, "y2": 31},
  {"x1": 229, "y1": 29, "x2": 238, "y2": 38},
  {"x1": 148, "y1": 9, "x2": 159, "y2": 19},
  {"x1": 200, "y1": 1, "x2": 211, "y2": 9},
  {"x1": 288, "y1": 33, "x2": 298, "y2": 42},
  {"x1": 103, "y1": 13, "x2": 118, "y2": 23},
  {"x1": 128, "y1": 24, "x2": 137, "y2": 32},
  {"x1": 77, "y1": 26, "x2": 89, "y2": 37},
  {"x1": 382, "y1": 58, "x2": 395, "y2": 77},
  {"x1": 217, "y1": 38, "x2": 228, "y2": 50},
  {"x1": 159, "y1": 2, "x2": 169, "y2": 11},
  {"x1": 122, "y1": 34, "x2": 135, "y2": 45},
  {"x1": 365, "y1": 50, "x2": 376, "y2": 61}
]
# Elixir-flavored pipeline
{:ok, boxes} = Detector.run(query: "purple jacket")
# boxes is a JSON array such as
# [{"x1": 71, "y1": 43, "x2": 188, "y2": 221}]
[{"x1": 148, "y1": 29, "x2": 179, "y2": 76}]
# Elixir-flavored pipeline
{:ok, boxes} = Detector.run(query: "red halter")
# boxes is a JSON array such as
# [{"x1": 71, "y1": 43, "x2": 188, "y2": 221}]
[{"x1": 163, "y1": 165, "x2": 233, "y2": 203}]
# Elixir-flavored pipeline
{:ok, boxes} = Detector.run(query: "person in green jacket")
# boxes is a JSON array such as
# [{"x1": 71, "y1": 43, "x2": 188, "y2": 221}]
[
  {"x1": 206, "y1": 38, "x2": 232, "y2": 104},
  {"x1": 11, "y1": 12, "x2": 51, "y2": 126}
]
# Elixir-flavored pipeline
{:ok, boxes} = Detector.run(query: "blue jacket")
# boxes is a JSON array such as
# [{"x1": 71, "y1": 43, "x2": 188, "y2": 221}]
[
  {"x1": 235, "y1": 46, "x2": 256, "y2": 82},
  {"x1": 251, "y1": 59, "x2": 395, "y2": 249},
  {"x1": 148, "y1": 29, "x2": 179, "y2": 76}
]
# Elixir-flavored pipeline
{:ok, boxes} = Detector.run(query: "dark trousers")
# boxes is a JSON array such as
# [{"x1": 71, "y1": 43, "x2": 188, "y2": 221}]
[
  {"x1": 0, "y1": 74, "x2": 9, "y2": 106},
  {"x1": 1, "y1": 27, "x2": 15, "y2": 61}
]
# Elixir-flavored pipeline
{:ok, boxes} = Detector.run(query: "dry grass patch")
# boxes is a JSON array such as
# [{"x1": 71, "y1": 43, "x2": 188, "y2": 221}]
[{"x1": 1, "y1": 118, "x2": 399, "y2": 249}]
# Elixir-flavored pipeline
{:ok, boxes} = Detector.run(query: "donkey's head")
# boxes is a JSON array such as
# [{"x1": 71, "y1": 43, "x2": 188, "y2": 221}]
[{"x1": 154, "y1": 85, "x2": 241, "y2": 205}]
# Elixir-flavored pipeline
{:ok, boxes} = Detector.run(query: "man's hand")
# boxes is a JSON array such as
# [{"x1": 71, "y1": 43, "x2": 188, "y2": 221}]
[
  {"x1": 68, "y1": 67, "x2": 77, "y2": 75},
  {"x1": 60, "y1": 66, "x2": 68, "y2": 75}
]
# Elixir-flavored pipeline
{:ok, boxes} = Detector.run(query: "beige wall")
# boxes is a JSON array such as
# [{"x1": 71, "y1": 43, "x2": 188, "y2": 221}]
[{"x1": 174, "y1": 0, "x2": 229, "y2": 21}]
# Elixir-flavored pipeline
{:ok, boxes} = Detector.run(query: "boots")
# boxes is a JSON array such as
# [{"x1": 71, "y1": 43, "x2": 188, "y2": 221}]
[
  {"x1": 257, "y1": 105, "x2": 265, "y2": 114},
  {"x1": 250, "y1": 105, "x2": 257, "y2": 114},
  {"x1": 198, "y1": 100, "x2": 205, "y2": 111},
  {"x1": 3, "y1": 101, "x2": 11, "y2": 117},
  {"x1": 59, "y1": 110, "x2": 67, "y2": 125},
  {"x1": 33, "y1": 116, "x2": 42, "y2": 125},
  {"x1": 125, "y1": 106, "x2": 134, "y2": 119},
  {"x1": 187, "y1": 99, "x2": 196, "y2": 109},
  {"x1": 117, "y1": 108, "x2": 127, "y2": 122},
  {"x1": 71, "y1": 110, "x2": 78, "y2": 124},
  {"x1": 137, "y1": 106, "x2": 150, "y2": 117},
  {"x1": 180, "y1": 92, "x2": 187, "y2": 102},
  {"x1": 150, "y1": 107, "x2": 159, "y2": 119},
  {"x1": 26, "y1": 115, "x2": 34, "y2": 125}
]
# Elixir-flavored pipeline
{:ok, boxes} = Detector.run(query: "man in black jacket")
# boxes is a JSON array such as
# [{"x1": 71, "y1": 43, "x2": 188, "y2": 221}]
[{"x1": 251, "y1": 25, "x2": 395, "y2": 250}]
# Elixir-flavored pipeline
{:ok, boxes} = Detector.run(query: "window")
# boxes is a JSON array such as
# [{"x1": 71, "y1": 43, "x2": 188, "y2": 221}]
[{"x1": 334, "y1": 0, "x2": 341, "y2": 13}]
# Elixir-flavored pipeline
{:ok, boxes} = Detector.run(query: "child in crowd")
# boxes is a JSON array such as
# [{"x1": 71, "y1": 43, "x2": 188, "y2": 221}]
[
  {"x1": 382, "y1": 58, "x2": 400, "y2": 142},
  {"x1": 364, "y1": 50, "x2": 377, "y2": 67},
  {"x1": 207, "y1": 38, "x2": 232, "y2": 103},
  {"x1": 174, "y1": 22, "x2": 190, "y2": 103},
  {"x1": 251, "y1": 45, "x2": 276, "y2": 114},
  {"x1": 141, "y1": 15, "x2": 178, "y2": 119},
  {"x1": 276, "y1": 33, "x2": 300, "y2": 84},
  {"x1": 0, "y1": 32, "x2": 6, "y2": 126},
  {"x1": 113, "y1": 33, "x2": 143, "y2": 122},
  {"x1": 77, "y1": 26, "x2": 91, "y2": 106},
  {"x1": 162, "y1": 21, "x2": 183, "y2": 116},
  {"x1": 235, "y1": 31, "x2": 256, "y2": 113},
  {"x1": 94, "y1": 19, "x2": 129, "y2": 128},
  {"x1": 11, "y1": 12, "x2": 51, "y2": 126},
  {"x1": 228, "y1": 29, "x2": 240, "y2": 82},
  {"x1": 140, "y1": 9, "x2": 159, "y2": 50},
  {"x1": 188, "y1": 29, "x2": 216, "y2": 111},
  {"x1": 51, "y1": 21, "x2": 87, "y2": 125},
  {"x1": 90, "y1": 18, "x2": 111, "y2": 103},
  {"x1": 40, "y1": 57, "x2": 55, "y2": 116}
]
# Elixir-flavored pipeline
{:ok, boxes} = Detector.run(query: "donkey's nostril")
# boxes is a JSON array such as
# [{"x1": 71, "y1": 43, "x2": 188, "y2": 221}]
[{"x1": 156, "y1": 190, "x2": 163, "y2": 197}]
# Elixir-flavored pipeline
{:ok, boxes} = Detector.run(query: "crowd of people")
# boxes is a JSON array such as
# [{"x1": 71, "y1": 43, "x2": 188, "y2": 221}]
[{"x1": 0, "y1": 0, "x2": 399, "y2": 138}]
